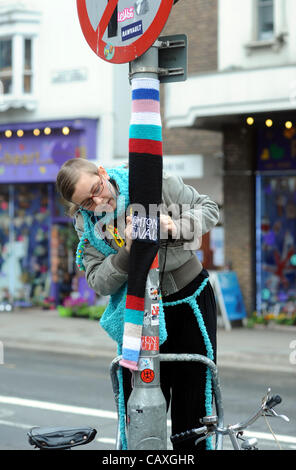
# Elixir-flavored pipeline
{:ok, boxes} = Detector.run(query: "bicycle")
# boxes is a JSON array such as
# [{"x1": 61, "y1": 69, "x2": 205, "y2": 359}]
[
  {"x1": 27, "y1": 352, "x2": 290, "y2": 450},
  {"x1": 110, "y1": 353, "x2": 290, "y2": 451}
]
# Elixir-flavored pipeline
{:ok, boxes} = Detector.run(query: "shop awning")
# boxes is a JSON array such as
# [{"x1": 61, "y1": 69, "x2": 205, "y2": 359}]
[{"x1": 165, "y1": 64, "x2": 296, "y2": 131}]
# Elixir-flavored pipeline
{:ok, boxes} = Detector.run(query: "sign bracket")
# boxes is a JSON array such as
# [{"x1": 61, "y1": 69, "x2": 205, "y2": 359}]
[{"x1": 129, "y1": 34, "x2": 187, "y2": 84}]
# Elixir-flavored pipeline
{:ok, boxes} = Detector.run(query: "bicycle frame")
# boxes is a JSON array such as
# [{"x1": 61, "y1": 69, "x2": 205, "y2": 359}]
[{"x1": 109, "y1": 353, "x2": 225, "y2": 450}]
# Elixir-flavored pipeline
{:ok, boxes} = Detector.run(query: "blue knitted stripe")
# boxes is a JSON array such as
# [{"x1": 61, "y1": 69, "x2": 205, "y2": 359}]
[
  {"x1": 125, "y1": 309, "x2": 144, "y2": 324},
  {"x1": 129, "y1": 124, "x2": 162, "y2": 142},
  {"x1": 132, "y1": 88, "x2": 159, "y2": 101},
  {"x1": 122, "y1": 348, "x2": 140, "y2": 362}
]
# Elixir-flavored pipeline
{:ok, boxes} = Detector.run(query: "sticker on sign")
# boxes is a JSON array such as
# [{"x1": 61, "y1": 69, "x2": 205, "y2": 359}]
[{"x1": 77, "y1": 0, "x2": 174, "y2": 64}]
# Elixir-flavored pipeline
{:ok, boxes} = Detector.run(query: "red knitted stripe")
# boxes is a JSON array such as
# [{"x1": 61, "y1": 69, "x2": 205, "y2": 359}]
[
  {"x1": 129, "y1": 138, "x2": 162, "y2": 156},
  {"x1": 150, "y1": 253, "x2": 159, "y2": 269},
  {"x1": 126, "y1": 295, "x2": 145, "y2": 311}
]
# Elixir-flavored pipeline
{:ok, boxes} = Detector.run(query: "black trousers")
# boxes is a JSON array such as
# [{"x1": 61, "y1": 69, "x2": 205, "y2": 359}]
[{"x1": 122, "y1": 269, "x2": 217, "y2": 450}]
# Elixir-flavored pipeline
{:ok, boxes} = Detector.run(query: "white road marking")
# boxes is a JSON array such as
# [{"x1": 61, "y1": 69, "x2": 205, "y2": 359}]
[
  {"x1": 0, "y1": 395, "x2": 117, "y2": 420},
  {"x1": 97, "y1": 437, "x2": 116, "y2": 445},
  {"x1": 0, "y1": 408, "x2": 14, "y2": 418},
  {"x1": 0, "y1": 395, "x2": 294, "y2": 447},
  {"x1": 0, "y1": 395, "x2": 172, "y2": 426},
  {"x1": 0, "y1": 419, "x2": 32, "y2": 430},
  {"x1": 244, "y1": 430, "x2": 296, "y2": 444}
]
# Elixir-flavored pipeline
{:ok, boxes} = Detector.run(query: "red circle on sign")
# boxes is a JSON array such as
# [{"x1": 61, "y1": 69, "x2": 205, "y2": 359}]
[
  {"x1": 77, "y1": 0, "x2": 174, "y2": 64},
  {"x1": 141, "y1": 369, "x2": 155, "y2": 383}
]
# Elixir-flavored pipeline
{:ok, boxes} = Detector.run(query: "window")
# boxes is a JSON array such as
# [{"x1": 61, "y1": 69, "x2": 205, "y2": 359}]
[
  {"x1": 258, "y1": 0, "x2": 274, "y2": 40},
  {"x1": 0, "y1": 4, "x2": 41, "y2": 110},
  {"x1": 0, "y1": 39, "x2": 12, "y2": 94},
  {"x1": 0, "y1": 37, "x2": 33, "y2": 95},
  {"x1": 24, "y1": 38, "x2": 32, "y2": 94}
]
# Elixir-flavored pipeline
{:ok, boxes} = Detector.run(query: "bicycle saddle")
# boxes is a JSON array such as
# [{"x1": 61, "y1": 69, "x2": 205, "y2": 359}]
[{"x1": 27, "y1": 426, "x2": 97, "y2": 450}]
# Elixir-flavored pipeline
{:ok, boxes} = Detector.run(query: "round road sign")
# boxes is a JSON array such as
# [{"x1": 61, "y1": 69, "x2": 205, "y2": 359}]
[{"x1": 77, "y1": 0, "x2": 174, "y2": 64}]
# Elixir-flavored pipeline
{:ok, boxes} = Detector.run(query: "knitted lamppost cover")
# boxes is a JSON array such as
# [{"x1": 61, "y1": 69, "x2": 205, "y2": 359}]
[{"x1": 119, "y1": 77, "x2": 162, "y2": 370}]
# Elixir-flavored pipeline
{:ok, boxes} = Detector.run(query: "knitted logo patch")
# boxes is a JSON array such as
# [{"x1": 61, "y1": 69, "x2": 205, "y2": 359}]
[{"x1": 132, "y1": 215, "x2": 159, "y2": 243}]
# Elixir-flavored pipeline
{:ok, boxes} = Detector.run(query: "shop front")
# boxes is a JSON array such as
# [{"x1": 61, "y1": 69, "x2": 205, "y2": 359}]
[
  {"x1": 256, "y1": 124, "x2": 296, "y2": 316},
  {"x1": 0, "y1": 118, "x2": 97, "y2": 308}
]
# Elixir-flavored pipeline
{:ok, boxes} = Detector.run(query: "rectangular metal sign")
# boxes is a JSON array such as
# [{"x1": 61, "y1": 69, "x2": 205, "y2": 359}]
[{"x1": 158, "y1": 34, "x2": 187, "y2": 84}]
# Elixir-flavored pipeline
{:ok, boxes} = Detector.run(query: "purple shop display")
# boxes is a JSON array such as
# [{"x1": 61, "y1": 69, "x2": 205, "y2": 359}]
[
  {"x1": 0, "y1": 118, "x2": 98, "y2": 307},
  {"x1": 0, "y1": 118, "x2": 97, "y2": 183}
]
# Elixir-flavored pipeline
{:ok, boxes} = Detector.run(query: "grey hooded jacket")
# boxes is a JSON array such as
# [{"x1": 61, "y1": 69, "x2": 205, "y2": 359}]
[{"x1": 74, "y1": 172, "x2": 219, "y2": 298}]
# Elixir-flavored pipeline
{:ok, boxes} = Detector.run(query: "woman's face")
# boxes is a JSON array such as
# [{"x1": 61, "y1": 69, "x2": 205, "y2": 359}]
[{"x1": 71, "y1": 166, "x2": 117, "y2": 213}]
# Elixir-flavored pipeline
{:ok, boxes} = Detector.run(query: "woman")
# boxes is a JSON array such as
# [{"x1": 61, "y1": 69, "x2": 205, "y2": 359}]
[
  {"x1": 56, "y1": 157, "x2": 218, "y2": 449},
  {"x1": 56, "y1": 77, "x2": 219, "y2": 450}
]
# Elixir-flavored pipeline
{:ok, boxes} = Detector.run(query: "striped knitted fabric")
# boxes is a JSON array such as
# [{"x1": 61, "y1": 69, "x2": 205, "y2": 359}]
[{"x1": 119, "y1": 78, "x2": 163, "y2": 370}]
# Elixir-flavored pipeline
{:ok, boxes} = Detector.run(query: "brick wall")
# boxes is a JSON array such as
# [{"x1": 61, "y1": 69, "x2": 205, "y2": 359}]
[
  {"x1": 160, "y1": 0, "x2": 221, "y2": 158},
  {"x1": 163, "y1": 0, "x2": 218, "y2": 74},
  {"x1": 223, "y1": 125, "x2": 256, "y2": 315}
]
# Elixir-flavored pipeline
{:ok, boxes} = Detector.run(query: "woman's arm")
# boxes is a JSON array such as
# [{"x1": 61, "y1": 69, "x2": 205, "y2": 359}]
[
  {"x1": 83, "y1": 242, "x2": 129, "y2": 297},
  {"x1": 162, "y1": 173, "x2": 220, "y2": 248},
  {"x1": 74, "y1": 212, "x2": 130, "y2": 297}
]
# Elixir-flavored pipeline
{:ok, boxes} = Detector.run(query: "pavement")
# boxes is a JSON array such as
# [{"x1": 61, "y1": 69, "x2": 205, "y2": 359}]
[{"x1": 0, "y1": 307, "x2": 296, "y2": 374}]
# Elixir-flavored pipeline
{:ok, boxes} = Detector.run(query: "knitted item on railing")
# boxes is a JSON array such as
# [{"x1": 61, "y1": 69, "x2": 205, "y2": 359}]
[{"x1": 119, "y1": 77, "x2": 163, "y2": 370}]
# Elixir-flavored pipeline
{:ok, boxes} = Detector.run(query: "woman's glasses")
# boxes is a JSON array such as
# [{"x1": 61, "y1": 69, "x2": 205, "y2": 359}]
[{"x1": 78, "y1": 175, "x2": 105, "y2": 210}]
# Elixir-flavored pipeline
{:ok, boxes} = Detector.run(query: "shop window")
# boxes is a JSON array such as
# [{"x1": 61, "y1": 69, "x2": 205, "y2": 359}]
[
  {"x1": 256, "y1": 175, "x2": 296, "y2": 316},
  {"x1": 257, "y1": 0, "x2": 274, "y2": 41},
  {"x1": 0, "y1": 182, "x2": 89, "y2": 308},
  {"x1": 0, "y1": 185, "x2": 11, "y2": 304},
  {"x1": 0, "y1": 184, "x2": 50, "y2": 306},
  {"x1": 51, "y1": 224, "x2": 77, "y2": 305}
]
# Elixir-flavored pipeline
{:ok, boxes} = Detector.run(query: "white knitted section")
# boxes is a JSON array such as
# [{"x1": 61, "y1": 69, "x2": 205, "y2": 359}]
[
  {"x1": 130, "y1": 112, "x2": 162, "y2": 126},
  {"x1": 131, "y1": 77, "x2": 160, "y2": 91}
]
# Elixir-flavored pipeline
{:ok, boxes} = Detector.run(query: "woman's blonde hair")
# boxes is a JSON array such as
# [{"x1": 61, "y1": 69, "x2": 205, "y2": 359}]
[{"x1": 56, "y1": 158, "x2": 98, "y2": 217}]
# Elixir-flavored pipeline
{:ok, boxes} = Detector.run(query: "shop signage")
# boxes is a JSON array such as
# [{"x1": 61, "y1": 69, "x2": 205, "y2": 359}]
[
  {"x1": 0, "y1": 119, "x2": 97, "y2": 183},
  {"x1": 51, "y1": 68, "x2": 88, "y2": 84},
  {"x1": 76, "y1": 0, "x2": 174, "y2": 64},
  {"x1": 163, "y1": 155, "x2": 203, "y2": 178},
  {"x1": 257, "y1": 127, "x2": 296, "y2": 171}
]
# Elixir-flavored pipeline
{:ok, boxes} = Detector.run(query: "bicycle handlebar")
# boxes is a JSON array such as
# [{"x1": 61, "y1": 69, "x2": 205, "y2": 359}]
[
  {"x1": 265, "y1": 394, "x2": 282, "y2": 409},
  {"x1": 170, "y1": 426, "x2": 208, "y2": 445},
  {"x1": 171, "y1": 391, "x2": 286, "y2": 447}
]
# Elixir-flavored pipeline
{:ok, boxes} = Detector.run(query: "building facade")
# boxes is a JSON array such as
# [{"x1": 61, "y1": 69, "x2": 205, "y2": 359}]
[
  {"x1": 0, "y1": 0, "x2": 131, "y2": 307},
  {"x1": 162, "y1": 0, "x2": 224, "y2": 273},
  {"x1": 166, "y1": 0, "x2": 296, "y2": 316},
  {"x1": 0, "y1": 0, "x2": 224, "y2": 309}
]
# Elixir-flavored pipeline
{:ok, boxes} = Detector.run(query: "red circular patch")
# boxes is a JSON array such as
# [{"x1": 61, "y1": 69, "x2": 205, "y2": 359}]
[{"x1": 140, "y1": 369, "x2": 155, "y2": 383}]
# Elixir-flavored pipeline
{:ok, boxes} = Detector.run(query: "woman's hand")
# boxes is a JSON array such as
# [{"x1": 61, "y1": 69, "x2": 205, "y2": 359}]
[
  {"x1": 160, "y1": 214, "x2": 177, "y2": 238},
  {"x1": 125, "y1": 214, "x2": 178, "y2": 252},
  {"x1": 124, "y1": 215, "x2": 133, "y2": 253}
]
